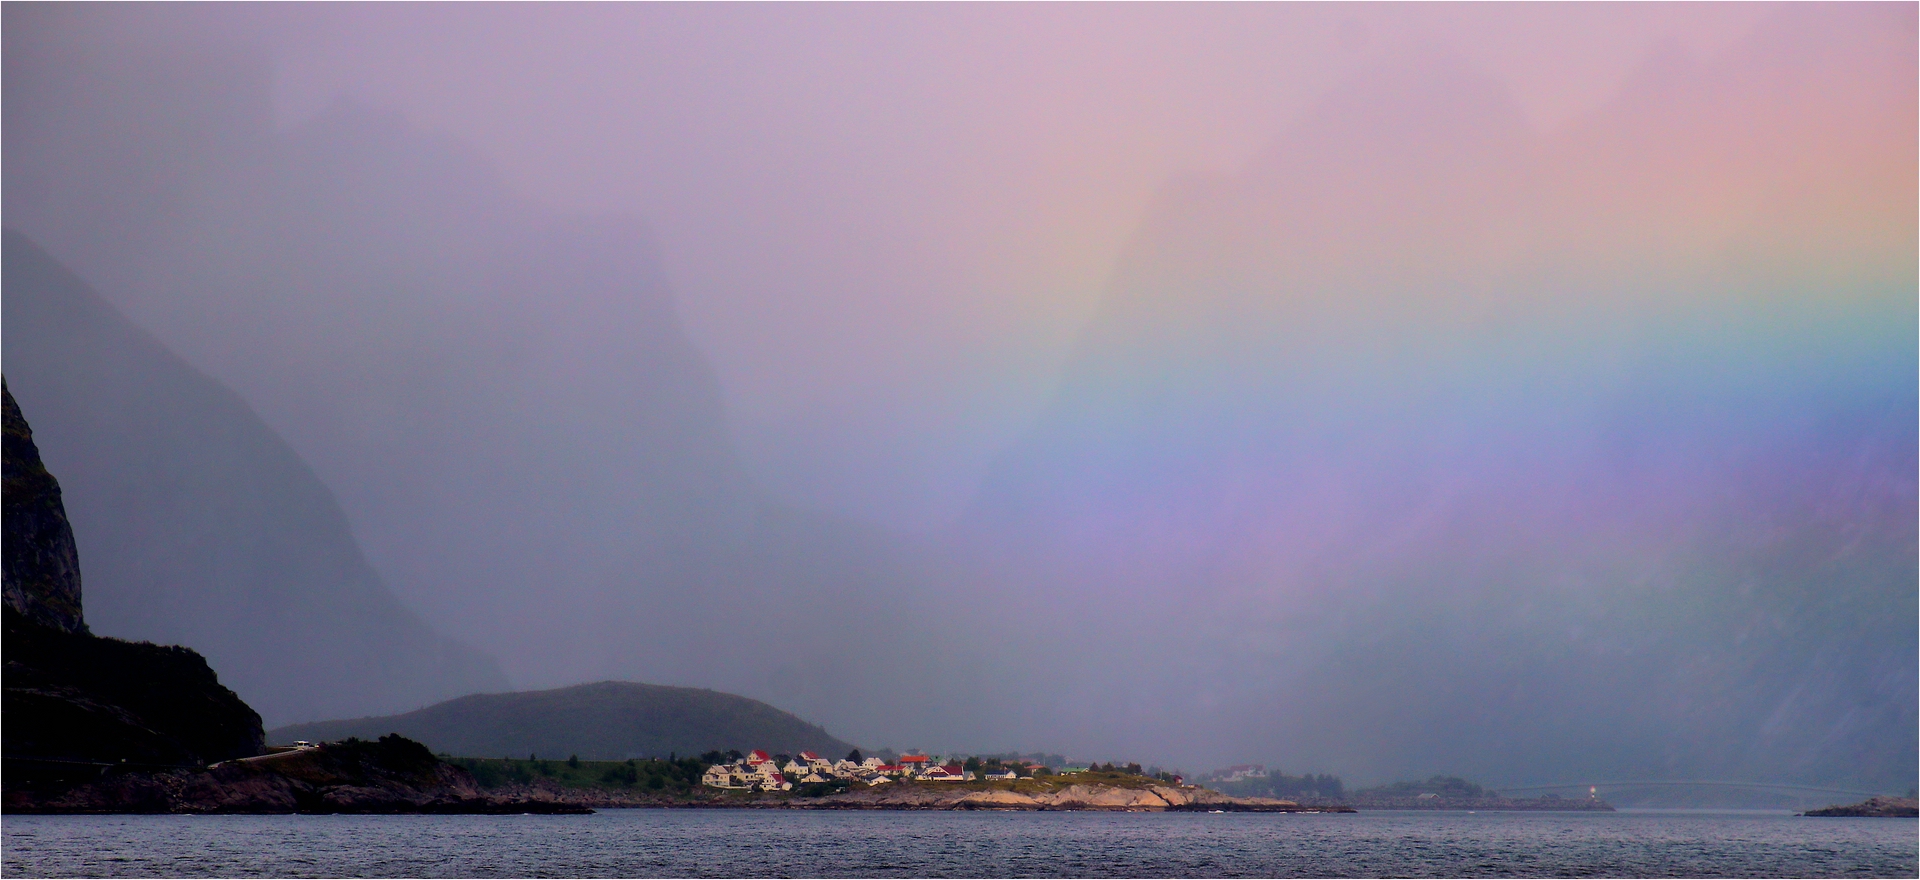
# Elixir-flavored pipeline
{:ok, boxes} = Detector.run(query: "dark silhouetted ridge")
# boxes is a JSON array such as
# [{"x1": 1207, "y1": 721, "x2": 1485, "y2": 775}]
[{"x1": 270, "y1": 681, "x2": 855, "y2": 761}]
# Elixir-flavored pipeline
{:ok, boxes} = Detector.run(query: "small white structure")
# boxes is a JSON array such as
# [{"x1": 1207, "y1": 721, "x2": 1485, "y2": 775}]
[
  {"x1": 703, "y1": 765, "x2": 749, "y2": 789},
  {"x1": 984, "y1": 769, "x2": 1019, "y2": 781}
]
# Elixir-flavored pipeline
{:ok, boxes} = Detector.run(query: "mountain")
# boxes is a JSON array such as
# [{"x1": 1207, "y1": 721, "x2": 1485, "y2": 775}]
[
  {"x1": 1, "y1": 231, "x2": 509, "y2": 726},
  {"x1": 960, "y1": 6, "x2": 1916, "y2": 786},
  {"x1": 3, "y1": 381, "x2": 264, "y2": 771},
  {"x1": 3, "y1": 378, "x2": 84, "y2": 633},
  {"x1": 268, "y1": 681, "x2": 856, "y2": 762},
  {"x1": 1, "y1": 17, "x2": 967, "y2": 749}
]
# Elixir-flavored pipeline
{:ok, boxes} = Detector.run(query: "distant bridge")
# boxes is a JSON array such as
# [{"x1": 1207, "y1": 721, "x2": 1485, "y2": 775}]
[{"x1": 1492, "y1": 780, "x2": 1898, "y2": 798}]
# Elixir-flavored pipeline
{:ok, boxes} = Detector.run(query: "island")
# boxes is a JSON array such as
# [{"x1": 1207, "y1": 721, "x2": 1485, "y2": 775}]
[
  {"x1": 445, "y1": 753, "x2": 1351, "y2": 812},
  {"x1": 1802, "y1": 796, "x2": 1919, "y2": 818}
]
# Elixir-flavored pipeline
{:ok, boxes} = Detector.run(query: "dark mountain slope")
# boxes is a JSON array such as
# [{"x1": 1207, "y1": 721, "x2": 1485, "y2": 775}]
[
  {"x1": 3, "y1": 381, "x2": 263, "y2": 774},
  {"x1": 3, "y1": 378, "x2": 84, "y2": 633},
  {"x1": 1, "y1": 232, "x2": 508, "y2": 726},
  {"x1": 269, "y1": 681, "x2": 855, "y2": 762}
]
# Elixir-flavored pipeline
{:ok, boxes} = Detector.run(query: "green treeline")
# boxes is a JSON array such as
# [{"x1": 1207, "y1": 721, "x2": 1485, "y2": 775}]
[
  {"x1": 453, "y1": 754, "x2": 705, "y2": 792},
  {"x1": 1211, "y1": 772, "x2": 1346, "y2": 800}
]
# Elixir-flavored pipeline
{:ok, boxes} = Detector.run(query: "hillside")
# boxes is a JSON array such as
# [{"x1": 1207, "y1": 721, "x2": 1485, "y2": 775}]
[
  {"x1": 1, "y1": 231, "x2": 508, "y2": 726},
  {"x1": 269, "y1": 681, "x2": 855, "y2": 761}
]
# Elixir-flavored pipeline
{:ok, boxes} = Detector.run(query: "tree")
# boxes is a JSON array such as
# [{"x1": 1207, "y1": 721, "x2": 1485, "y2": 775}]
[
  {"x1": 847, "y1": 748, "x2": 864, "y2": 764},
  {"x1": 568, "y1": 754, "x2": 581, "y2": 769}
]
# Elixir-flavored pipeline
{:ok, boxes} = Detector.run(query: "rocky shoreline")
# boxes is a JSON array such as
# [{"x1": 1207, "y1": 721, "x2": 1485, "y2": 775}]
[
  {"x1": 1801, "y1": 797, "x2": 1918, "y2": 818},
  {"x1": 5, "y1": 736, "x2": 588, "y2": 815},
  {"x1": 486, "y1": 779, "x2": 1350, "y2": 812}
]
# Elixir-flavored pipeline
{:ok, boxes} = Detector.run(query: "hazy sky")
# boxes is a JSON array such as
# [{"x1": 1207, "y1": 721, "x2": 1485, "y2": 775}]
[
  {"x1": 5, "y1": 3, "x2": 1911, "y2": 787},
  {"x1": 38, "y1": 2, "x2": 1775, "y2": 528}
]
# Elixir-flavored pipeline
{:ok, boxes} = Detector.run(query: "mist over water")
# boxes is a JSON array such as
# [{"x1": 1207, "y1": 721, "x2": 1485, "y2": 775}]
[{"x1": 2, "y1": 3, "x2": 1911, "y2": 793}]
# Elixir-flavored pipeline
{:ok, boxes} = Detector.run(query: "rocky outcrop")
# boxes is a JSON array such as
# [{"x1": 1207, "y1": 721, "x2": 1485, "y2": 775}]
[
  {"x1": 1802, "y1": 796, "x2": 1919, "y2": 818},
  {"x1": 784, "y1": 782, "x2": 1341, "y2": 812},
  {"x1": 2, "y1": 380, "x2": 84, "y2": 633},
  {"x1": 7, "y1": 735, "x2": 588, "y2": 814},
  {"x1": 4, "y1": 608, "x2": 266, "y2": 769}
]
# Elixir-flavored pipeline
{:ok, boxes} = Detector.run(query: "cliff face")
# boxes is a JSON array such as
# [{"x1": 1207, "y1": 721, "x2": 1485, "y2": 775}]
[
  {"x1": 2, "y1": 382, "x2": 264, "y2": 777},
  {"x1": 2, "y1": 380, "x2": 84, "y2": 633},
  {"x1": 1, "y1": 231, "x2": 508, "y2": 725}
]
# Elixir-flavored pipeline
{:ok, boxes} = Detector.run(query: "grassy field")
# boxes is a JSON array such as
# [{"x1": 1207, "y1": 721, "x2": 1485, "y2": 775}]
[{"x1": 450, "y1": 755, "x2": 706, "y2": 794}]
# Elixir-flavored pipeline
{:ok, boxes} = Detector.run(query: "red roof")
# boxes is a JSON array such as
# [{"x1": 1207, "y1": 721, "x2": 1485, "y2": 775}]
[
  {"x1": 900, "y1": 754, "x2": 930, "y2": 763},
  {"x1": 748, "y1": 750, "x2": 772, "y2": 762},
  {"x1": 800, "y1": 751, "x2": 821, "y2": 761},
  {"x1": 942, "y1": 763, "x2": 963, "y2": 773},
  {"x1": 877, "y1": 764, "x2": 901, "y2": 772}
]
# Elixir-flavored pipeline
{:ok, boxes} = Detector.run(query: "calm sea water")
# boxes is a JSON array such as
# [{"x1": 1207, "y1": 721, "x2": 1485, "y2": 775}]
[{"x1": 3, "y1": 809, "x2": 1913, "y2": 878}]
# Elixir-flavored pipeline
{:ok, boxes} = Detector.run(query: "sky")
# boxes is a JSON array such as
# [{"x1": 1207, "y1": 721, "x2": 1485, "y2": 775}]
[
  {"x1": 23, "y1": 2, "x2": 1779, "y2": 529},
  {"x1": 3, "y1": 3, "x2": 1912, "y2": 791}
]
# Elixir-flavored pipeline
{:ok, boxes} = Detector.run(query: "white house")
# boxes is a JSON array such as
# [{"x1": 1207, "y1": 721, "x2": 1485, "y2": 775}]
[{"x1": 703, "y1": 765, "x2": 749, "y2": 789}]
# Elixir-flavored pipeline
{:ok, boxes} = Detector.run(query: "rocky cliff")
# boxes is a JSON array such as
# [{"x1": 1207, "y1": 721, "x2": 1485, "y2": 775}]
[
  {"x1": 3, "y1": 381, "x2": 265, "y2": 787},
  {"x1": 1, "y1": 231, "x2": 508, "y2": 726},
  {"x1": 2, "y1": 379, "x2": 83, "y2": 633}
]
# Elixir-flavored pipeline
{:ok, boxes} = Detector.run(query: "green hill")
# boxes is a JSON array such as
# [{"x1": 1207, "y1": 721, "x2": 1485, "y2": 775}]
[{"x1": 268, "y1": 681, "x2": 855, "y2": 761}]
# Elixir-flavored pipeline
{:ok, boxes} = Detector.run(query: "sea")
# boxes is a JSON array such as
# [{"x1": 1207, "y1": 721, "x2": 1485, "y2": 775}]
[{"x1": 3, "y1": 809, "x2": 1914, "y2": 878}]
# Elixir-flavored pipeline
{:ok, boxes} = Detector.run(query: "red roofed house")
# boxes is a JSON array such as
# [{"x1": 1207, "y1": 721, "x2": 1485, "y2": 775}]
[{"x1": 747, "y1": 750, "x2": 773, "y2": 765}]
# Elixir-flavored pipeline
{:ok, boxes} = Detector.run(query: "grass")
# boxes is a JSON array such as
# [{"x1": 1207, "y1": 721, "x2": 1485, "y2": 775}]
[{"x1": 450, "y1": 755, "x2": 704, "y2": 794}]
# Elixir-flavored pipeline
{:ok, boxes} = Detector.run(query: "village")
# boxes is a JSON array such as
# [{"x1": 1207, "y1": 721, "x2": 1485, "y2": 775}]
[{"x1": 701, "y1": 750, "x2": 1150, "y2": 792}]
